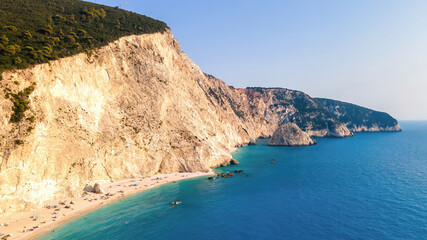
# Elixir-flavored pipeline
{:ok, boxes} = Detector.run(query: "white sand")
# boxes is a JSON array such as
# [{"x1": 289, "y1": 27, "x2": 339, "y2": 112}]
[{"x1": 0, "y1": 171, "x2": 212, "y2": 240}]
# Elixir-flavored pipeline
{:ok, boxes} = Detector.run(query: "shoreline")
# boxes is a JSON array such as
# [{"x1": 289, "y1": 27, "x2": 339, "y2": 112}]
[{"x1": 0, "y1": 171, "x2": 213, "y2": 240}]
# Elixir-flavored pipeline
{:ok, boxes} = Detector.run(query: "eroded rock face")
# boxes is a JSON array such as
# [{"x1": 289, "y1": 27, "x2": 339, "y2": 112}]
[
  {"x1": 269, "y1": 123, "x2": 316, "y2": 146},
  {"x1": 0, "y1": 30, "x2": 396, "y2": 214},
  {"x1": 1, "y1": 31, "x2": 240, "y2": 213},
  {"x1": 201, "y1": 77, "x2": 353, "y2": 139}
]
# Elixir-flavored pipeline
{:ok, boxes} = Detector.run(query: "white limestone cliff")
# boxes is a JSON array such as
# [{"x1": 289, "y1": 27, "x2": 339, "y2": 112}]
[{"x1": 0, "y1": 30, "x2": 376, "y2": 214}]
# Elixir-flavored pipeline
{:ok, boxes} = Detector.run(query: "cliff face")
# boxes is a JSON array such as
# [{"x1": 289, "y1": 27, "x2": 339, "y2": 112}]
[
  {"x1": 316, "y1": 98, "x2": 402, "y2": 132},
  {"x1": 0, "y1": 31, "x2": 398, "y2": 214},
  {"x1": 199, "y1": 78, "x2": 352, "y2": 139},
  {"x1": 235, "y1": 87, "x2": 352, "y2": 137},
  {"x1": 0, "y1": 31, "x2": 246, "y2": 213}
]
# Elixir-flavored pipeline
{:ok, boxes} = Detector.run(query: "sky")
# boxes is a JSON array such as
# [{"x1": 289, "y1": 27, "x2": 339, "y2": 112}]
[{"x1": 90, "y1": 0, "x2": 427, "y2": 120}]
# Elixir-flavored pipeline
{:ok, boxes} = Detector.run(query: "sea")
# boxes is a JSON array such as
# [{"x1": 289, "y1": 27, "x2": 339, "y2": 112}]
[{"x1": 39, "y1": 121, "x2": 427, "y2": 240}]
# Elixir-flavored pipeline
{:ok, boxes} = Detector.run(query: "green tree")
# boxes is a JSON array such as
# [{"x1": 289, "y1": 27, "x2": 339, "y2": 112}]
[
  {"x1": 0, "y1": 35, "x2": 8, "y2": 45},
  {"x1": 13, "y1": 56, "x2": 22, "y2": 64},
  {"x1": 3, "y1": 25, "x2": 18, "y2": 32},
  {"x1": 22, "y1": 30, "x2": 32, "y2": 39},
  {"x1": 0, "y1": 0, "x2": 168, "y2": 72},
  {"x1": 4, "y1": 45, "x2": 17, "y2": 55},
  {"x1": 39, "y1": 24, "x2": 53, "y2": 34}
]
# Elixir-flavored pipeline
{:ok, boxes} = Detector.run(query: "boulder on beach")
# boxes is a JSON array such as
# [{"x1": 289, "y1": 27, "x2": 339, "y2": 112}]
[
  {"x1": 83, "y1": 185, "x2": 94, "y2": 192},
  {"x1": 83, "y1": 183, "x2": 103, "y2": 194},
  {"x1": 93, "y1": 183, "x2": 103, "y2": 194}
]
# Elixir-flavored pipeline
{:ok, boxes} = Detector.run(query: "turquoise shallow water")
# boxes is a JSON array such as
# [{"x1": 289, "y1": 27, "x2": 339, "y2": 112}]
[{"x1": 39, "y1": 122, "x2": 427, "y2": 240}]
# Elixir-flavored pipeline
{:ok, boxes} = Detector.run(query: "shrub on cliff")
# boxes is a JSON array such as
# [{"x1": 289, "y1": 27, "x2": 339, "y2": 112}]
[
  {"x1": 0, "y1": 0, "x2": 168, "y2": 72},
  {"x1": 9, "y1": 85, "x2": 35, "y2": 123}
]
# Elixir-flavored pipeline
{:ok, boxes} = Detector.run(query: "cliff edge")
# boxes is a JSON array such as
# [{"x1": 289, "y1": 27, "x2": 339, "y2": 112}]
[{"x1": 0, "y1": 30, "x2": 400, "y2": 214}]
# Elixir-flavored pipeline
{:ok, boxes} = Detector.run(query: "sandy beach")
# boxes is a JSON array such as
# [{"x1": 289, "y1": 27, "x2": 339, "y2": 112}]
[{"x1": 0, "y1": 171, "x2": 212, "y2": 240}]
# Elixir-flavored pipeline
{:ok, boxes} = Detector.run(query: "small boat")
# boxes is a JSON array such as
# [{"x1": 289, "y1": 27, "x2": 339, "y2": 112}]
[{"x1": 171, "y1": 201, "x2": 182, "y2": 205}]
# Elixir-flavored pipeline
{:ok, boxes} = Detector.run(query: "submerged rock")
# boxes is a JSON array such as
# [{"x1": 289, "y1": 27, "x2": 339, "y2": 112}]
[
  {"x1": 269, "y1": 123, "x2": 316, "y2": 146},
  {"x1": 218, "y1": 172, "x2": 234, "y2": 178}
]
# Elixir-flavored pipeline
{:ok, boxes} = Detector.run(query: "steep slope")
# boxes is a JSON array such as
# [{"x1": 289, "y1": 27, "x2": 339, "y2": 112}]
[
  {"x1": 0, "y1": 31, "x2": 352, "y2": 214},
  {"x1": 200, "y1": 76, "x2": 352, "y2": 138},
  {"x1": 0, "y1": 32, "x2": 399, "y2": 214},
  {"x1": 0, "y1": 31, "x2": 243, "y2": 213},
  {"x1": 316, "y1": 98, "x2": 401, "y2": 132},
  {"x1": 237, "y1": 87, "x2": 352, "y2": 137}
]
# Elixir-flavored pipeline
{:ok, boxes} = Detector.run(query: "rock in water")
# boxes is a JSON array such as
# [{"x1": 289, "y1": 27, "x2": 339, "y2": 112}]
[
  {"x1": 229, "y1": 159, "x2": 239, "y2": 165},
  {"x1": 93, "y1": 183, "x2": 103, "y2": 194},
  {"x1": 269, "y1": 123, "x2": 316, "y2": 146}
]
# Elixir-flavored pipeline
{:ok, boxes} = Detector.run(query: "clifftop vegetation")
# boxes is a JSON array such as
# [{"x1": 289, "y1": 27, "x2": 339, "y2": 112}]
[{"x1": 0, "y1": 0, "x2": 168, "y2": 72}]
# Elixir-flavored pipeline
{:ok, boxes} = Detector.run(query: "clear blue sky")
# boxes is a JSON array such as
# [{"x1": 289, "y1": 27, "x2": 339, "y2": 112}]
[{"x1": 90, "y1": 0, "x2": 427, "y2": 120}]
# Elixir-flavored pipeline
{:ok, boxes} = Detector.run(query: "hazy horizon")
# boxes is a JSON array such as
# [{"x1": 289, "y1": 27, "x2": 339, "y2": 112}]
[{"x1": 90, "y1": 0, "x2": 427, "y2": 120}]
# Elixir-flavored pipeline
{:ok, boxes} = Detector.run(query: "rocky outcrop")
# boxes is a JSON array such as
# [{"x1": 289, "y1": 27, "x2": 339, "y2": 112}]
[
  {"x1": 229, "y1": 159, "x2": 239, "y2": 165},
  {"x1": 0, "y1": 30, "x2": 398, "y2": 214},
  {"x1": 219, "y1": 159, "x2": 239, "y2": 167},
  {"x1": 269, "y1": 123, "x2": 316, "y2": 146},
  {"x1": 316, "y1": 98, "x2": 401, "y2": 132}
]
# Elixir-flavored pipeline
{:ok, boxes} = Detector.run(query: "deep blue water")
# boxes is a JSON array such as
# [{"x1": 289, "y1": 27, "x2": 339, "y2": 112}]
[{"x1": 39, "y1": 122, "x2": 427, "y2": 240}]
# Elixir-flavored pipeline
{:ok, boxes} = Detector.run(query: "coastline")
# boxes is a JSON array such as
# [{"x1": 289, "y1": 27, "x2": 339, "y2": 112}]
[{"x1": 0, "y1": 171, "x2": 213, "y2": 240}]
